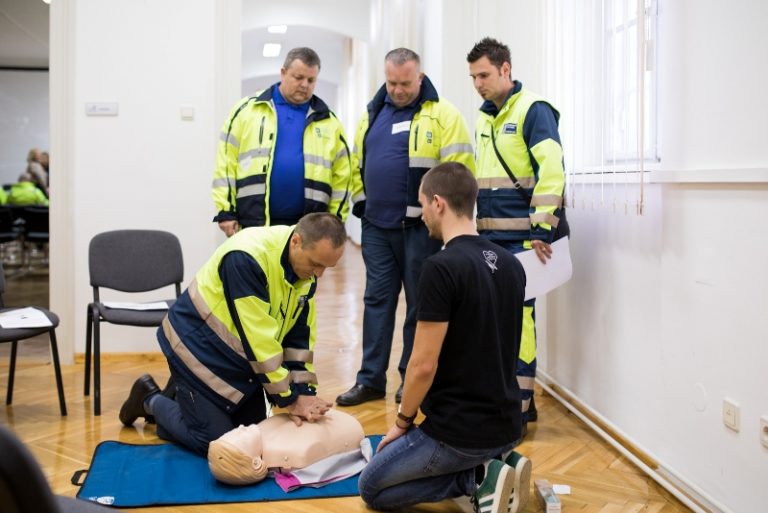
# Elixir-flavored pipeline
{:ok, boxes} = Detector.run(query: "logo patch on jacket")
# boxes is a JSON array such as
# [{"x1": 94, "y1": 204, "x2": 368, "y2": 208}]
[
  {"x1": 426, "y1": 131, "x2": 433, "y2": 144},
  {"x1": 503, "y1": 123, "x2": 517, "y2": 135}
]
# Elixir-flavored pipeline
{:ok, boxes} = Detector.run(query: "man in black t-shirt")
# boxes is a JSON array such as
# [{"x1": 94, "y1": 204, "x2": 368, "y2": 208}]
[{"x1": 358, "y1": 162, "x2": 532, "y2": 513}]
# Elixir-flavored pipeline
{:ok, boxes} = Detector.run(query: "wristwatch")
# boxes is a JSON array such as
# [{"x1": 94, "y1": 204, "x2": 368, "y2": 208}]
[{"x1": 397, "y1": 404, "x2": 417, "y2": 425}]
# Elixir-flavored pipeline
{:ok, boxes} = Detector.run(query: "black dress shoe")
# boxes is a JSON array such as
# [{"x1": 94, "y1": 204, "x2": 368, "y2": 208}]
[
  {"x1": 336, "y1": 384, "x2": 385, "y2": 406},
  {"x1": 527, "y1": 396, "x2": 538, "y2": 422},
  {"x1": 119, "y1": 374, "x2": 160, "y2": 426},
  {"x1": 395, "y1": 383, "x2": 403, "y2": 403},
  {"x1": 145, "y1": 375, "x2": 177, "y2": 424}
]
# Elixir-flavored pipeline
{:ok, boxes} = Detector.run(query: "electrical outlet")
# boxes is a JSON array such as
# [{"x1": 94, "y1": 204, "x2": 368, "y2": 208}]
[
  {"x1": 760, "y1": 416, "x2": 768, "y2": 448},
  {"x1": 723, "y1": 398, "x2": 740, "y2": 431}
]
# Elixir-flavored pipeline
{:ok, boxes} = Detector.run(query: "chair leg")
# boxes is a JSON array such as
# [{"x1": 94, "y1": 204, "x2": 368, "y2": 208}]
[
  {"x1": 6, "y1": 340, "x2": 18, "y2": 405},
  {"x1": 84, "y1": 305, "x2": 93, "y2": 396},
  {"x1": 94, "y1": 317, "x2": 101, "y2": 416},
  {"x1": 48, "y1": 329, "x2": 67, "y2": 416}
]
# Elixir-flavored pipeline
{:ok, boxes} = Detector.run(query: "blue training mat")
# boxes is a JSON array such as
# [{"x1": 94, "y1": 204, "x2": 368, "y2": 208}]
[{"x1": 76, "y1": 435, "x2": 382, "y2": 508}]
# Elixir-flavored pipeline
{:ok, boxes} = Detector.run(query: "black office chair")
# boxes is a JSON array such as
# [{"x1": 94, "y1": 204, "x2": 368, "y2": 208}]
[
  {"x1": 0, "y1": 261, "x2": 66, "y2": 416},
  {"x1": 0, "y1": 424, "x2": 111, "y2": 513},
  {"x1": 19, "y1": 206, "x2": 49, "y2": 268},
  {"x1": 0, "y1": 206, "x2": 22, "y2": 265},
  {"x1": 84, "y1": 230, "x2": 183, "y2": 415}
]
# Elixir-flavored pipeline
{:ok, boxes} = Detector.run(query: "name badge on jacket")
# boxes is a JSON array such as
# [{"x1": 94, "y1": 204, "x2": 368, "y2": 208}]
[
  {"x1": 503, "y1": 123, "x2": 517, "y2": 134},
  {"x1": 391, "y1": 120, "x2": 411, "y2": 134}
]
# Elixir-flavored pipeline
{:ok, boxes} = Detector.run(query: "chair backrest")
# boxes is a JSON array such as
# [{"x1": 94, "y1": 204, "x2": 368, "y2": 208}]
[
  {"x1": 88, "y1": 230, "x2": 184, "y2": 293},
  {"x1": 0, "y1": 424, "x2": 60, "y2": 513},
  {"x1": 0, "y1": 206, "x2": 17, "y2": 236},
  {"x1": 0, "y1": 259, "x2": 6, "y2": 305},
  {"x1": 20, "y1": 207, "x2": 49, "y2": 238}
]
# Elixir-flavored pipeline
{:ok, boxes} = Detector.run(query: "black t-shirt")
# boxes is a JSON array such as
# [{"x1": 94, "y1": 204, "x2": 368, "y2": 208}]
[{"x1": 417, "y1": 235, "x2": 526, "y2": 448}]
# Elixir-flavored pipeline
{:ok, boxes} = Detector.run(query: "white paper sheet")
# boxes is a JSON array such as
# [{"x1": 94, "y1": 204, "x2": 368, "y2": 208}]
[
  {"x1": 0, "y1": 307, "x2": 53, "y2": 328},
  {"x1": 102, "y1": 301, "x2": 169, "y2": 311},
  {"x1": 513, "y1": 236, "x2": 573, "y2": 300}
]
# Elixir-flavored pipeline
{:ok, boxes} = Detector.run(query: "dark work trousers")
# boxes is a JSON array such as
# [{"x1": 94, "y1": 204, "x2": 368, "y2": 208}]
[
  {"x1": 355, "y1": 218, "x2": 443, "y2": 391},
  {"x1": 152, "y1": 368, "x2": 267, "y2": 456},
  {"x1": 493, "y1": 240, "x2": 537, "y2": 426}
]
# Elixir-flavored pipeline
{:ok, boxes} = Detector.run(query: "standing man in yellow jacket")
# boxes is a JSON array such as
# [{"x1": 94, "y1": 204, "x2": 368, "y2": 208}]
[
  {"x1": 118, "y1": 213, "x2": 346, "y2": 456},
  {"x1": 212, "y1": 47, "x2": 351, "y2": 236},
  {"x1": 467, "y1": 37, "x2": 569, "y2": 435},
  {"x1": 336, "y1": 48, "x2": 475, "y2": 406}
]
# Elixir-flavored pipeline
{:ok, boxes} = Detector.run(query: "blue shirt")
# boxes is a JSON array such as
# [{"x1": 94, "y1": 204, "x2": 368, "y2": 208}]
[
  {"x1": 269, "y1": 85, "x2": 310, "y2": 222},
  {"x1": 363, "y1": 95, "x2": 419, "y2": 229}
]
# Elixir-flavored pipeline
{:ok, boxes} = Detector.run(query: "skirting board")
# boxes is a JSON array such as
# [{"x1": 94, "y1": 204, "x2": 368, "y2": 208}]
[{"x1": 536, "y1": 370, "x2": 730, "y2": 513}]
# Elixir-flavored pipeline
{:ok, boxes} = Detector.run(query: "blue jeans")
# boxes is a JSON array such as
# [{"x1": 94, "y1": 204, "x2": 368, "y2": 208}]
[
  {"x1": 356, "y1": 219, "x2": 442, "y2": 390},
  {"x1": 359, "y1": 427, "x2": 517, "y2": 510},
  {"x1": 152, "y1": 369, "x2": 267, "y2": 456}
]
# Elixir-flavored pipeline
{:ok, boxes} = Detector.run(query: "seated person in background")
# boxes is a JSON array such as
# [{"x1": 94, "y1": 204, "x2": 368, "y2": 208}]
[
  {"x1": 8, "y1": 173, "x2": 49, "y2": 206},
  {"x1": 0, "y1": 186, "x2": 7, "y2": 205},
  {"x1": 208, "y1": 409, "x2": 371, "y2": 491},
  {"x1": 24, "y1": 148, "x2": 49, "y2": 196}
]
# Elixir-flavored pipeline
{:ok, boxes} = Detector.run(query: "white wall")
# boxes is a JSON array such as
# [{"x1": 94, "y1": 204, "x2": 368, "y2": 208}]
[
  {"x1": 0, "y1": 70, "x2": 49, "y2": 184},
  {"x1": 50, "y1": 0, "x2": 241, "y2": 358},
  {"x1": 542, "y1": 1, "x2": 768, "y2": 512}
]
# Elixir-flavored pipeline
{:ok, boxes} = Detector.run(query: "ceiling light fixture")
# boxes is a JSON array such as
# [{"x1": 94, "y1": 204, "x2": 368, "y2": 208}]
[
  {"x1": 262, "y1": 43, "x2": 281, "y2": 58},
  {"x1": 267, "y1": 25, "x2": 288, "y2": 34}
]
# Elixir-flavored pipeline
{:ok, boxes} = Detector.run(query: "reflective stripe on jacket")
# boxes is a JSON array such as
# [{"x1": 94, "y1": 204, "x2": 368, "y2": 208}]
[
  {"x1": 157, "y1": 225, "x2": 318, "y2": 411},
  {"x1": 212, "y1": 86, "x2": 351, "y2": 227},
  {"x1": 475, "y1": 83, "x2": 565, "y2": 243},
  {"x1": 350, "y1": 76, "x2": 475, "y2": 224}
]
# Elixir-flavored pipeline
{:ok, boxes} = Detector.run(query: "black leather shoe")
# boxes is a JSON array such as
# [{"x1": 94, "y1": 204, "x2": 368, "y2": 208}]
[
  {"x1": 527, "y1": 396, "x2": 538, "y2": 422},
  {"x1": 395, "y1": 383, "x2": 403, "y2": 403},
  {"x1": 336, "y1": 384, "x2": 385, "y2": 406},
  {"x1": 145, "y1": 375, "x2": 176, "y2": 424},
  {"x1": 119, "y1": 374, "x2": 160, "y2": 426}
]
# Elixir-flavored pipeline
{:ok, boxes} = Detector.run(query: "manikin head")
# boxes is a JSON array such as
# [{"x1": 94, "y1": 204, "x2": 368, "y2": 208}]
[{"x1": 208, "y1": 424, "x2": 267, "y2": 485}]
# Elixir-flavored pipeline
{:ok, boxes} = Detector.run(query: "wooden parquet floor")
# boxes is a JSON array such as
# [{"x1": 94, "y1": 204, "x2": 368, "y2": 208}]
[{"x1": 0, "y1": 242, "x2": 691, "y2": 512}]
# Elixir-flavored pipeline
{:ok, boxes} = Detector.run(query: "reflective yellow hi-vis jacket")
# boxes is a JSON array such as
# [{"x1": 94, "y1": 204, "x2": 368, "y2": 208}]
[
  {"x1": 212, "y1": 86, "x2": 351, "y2": 227},
  {"x1": 157, "y1": 225, "x2": 319, "y2": 411},
  {"x1": 8, "y1": 181, "x2": 48, "y2": 207},
  {"x1": 475, "y1": 81, "x2": 565, "y2": 243},
  {"x1": 349, "y1": 76, "x2": 475, "y2": 224}
]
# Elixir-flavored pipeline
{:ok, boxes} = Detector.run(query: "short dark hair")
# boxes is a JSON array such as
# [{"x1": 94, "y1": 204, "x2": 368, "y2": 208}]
[
  {"x1": 283, "y1": 47, "x2": 321, "y2": 70},
  {"x1": 385, "y1": 47, "x2": 420, "y2": 67},
  {"x1": 420, "y1": 163, "x2": 478, "y2": 219},
  {"x1": 295, "y1": 213, "x2": 346, "y2": 248},
  {"x1": 466, "y1": 37, "x2": 511, "y2": 70}
]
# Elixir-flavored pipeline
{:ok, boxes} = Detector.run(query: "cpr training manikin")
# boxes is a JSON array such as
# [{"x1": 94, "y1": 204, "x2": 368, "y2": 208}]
[{"x1": 208, "y1": 408, "x2": 372, "y2": 491}]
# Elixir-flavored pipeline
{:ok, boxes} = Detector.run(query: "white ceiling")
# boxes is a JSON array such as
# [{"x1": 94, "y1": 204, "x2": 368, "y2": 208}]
[
  {"x1": 0, "y1": 0, "x2": 351, "y2": 82},
  {"x1": 242, "y1": 24, "x2": 347, "y2": 84},
  {"x1": 0, "y1": 0, "x2": 49, "y2": 68}
]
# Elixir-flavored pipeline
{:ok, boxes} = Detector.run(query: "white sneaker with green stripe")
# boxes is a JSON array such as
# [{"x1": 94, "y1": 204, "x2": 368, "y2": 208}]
[
  {"x1": 471, "y1": 459, "x2": 515, "y2": 513},
  {"x1": 504, "y1": 450, "x2": 532, "y2": 513}
]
